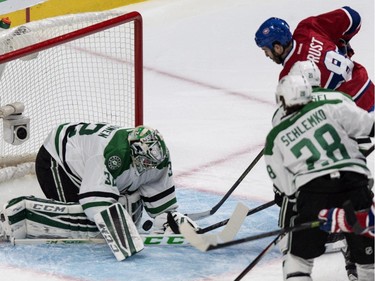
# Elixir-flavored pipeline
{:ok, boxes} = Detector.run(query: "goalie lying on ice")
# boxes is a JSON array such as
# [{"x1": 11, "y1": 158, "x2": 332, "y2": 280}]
[{"x1": 0, "y1": 123, "x2": 199, "y2": 261}]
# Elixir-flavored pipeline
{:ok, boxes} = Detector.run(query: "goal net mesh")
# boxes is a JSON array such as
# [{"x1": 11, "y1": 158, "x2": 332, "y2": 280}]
[{"x1": 0, "y1": 10, "x2": 143, "y2": 180}]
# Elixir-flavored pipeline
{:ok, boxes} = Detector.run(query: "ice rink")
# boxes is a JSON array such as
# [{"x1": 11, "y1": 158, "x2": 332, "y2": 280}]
[{"x1": 0, "y1": 0, "x2": 373, "y2": 280}]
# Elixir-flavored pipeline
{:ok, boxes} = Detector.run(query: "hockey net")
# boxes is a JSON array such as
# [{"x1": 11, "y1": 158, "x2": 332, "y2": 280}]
[{"x1": 0, "y1": 10, "x2": 143, "y2": 182}]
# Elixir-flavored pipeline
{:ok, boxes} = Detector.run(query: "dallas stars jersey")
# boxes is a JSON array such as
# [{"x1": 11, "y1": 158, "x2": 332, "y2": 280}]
[
  {"x1": 279, "y1": 7, "x2": 374, "y2": 112},
  {"x1": 43, "y1": 122, "x2": 177, "y2": 221},
  {"x1": 272, "y1": 87, "x2": 355, "y2": 127},
  {"x1": 265, "y1": 100, "x2": 373, "y2": 197}
]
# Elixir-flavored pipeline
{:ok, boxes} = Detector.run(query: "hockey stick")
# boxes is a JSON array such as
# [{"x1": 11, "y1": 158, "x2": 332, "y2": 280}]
[
  {"x1": 186, "y1": 148, "x2": 264, "y2": 221},
  {"x1": 7, "y1": 233, "x2": 190, "y2": 246},
  {"x1": 342, "y1": 200, "x2": 372, "y2": 235},
  {"x1": 181, "y1": 217, "x2": 322, "y2": 252},
  {"x1": 180, "y1": 202, "x2": 250, "y2": 251},
  {"x1": 197, "y1": 200, "x2": 275, "y2": 234},
  {"x1": 234, "y1": 234, "x2": 282, "y2": 281},
  {"x1": 205, "y1": 220, "x2": 322, "y2": 251}
]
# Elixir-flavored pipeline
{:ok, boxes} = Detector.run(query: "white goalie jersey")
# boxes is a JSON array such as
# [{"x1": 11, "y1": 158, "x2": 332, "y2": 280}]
[
  {"x1": 265, "y1": 100, "x2": 373, "y2": 197},
  {"x1": 43, "y1": 122, "x2": 178, "y2": 221}
]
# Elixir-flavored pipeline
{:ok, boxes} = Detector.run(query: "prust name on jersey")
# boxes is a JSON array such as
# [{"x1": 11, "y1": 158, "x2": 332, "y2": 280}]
[
  {"x1": 280, "y1": 109, "x2": 327, "y2": 146},
  {"x1": 307, "y1": 37, "x2": 324, "y2": 63}
]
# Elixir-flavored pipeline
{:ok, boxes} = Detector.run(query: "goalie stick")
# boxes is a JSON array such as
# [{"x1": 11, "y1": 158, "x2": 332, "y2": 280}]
[
  {"x1": 180, "y1": 202, "x2": 250, "y2": 251},
  {"x1": 186, "y1": 148, "x2": 264, "y2": 221},
  {"x1": 181, "y1": 213, "x2": 322, "y2": 252},
  {"x1": 5, "y1": 234, "x2": 190, "y2": 246},
  {"x1": 197, "y1": 200, "x2": 275, "y2": 234}
]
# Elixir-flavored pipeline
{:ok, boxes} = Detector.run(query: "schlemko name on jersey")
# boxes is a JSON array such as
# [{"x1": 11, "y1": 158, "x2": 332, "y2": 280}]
[{"x1": 281, "y1": 109, "x2": 327, "y2": 146}]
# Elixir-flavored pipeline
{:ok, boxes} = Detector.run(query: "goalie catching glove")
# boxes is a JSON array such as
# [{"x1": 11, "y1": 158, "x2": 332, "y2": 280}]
[{"x1": 152, "y1": 211, "x2": 199, "y2": 234}]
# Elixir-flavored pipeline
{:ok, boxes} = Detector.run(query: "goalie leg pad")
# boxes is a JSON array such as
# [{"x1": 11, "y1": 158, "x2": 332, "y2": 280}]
[
  {"x1": 2, "y1": 196, "x2": 99, "y2": 239},
  {"x1": 94, "y1": 203, "x2": 144, "y2": 261}
]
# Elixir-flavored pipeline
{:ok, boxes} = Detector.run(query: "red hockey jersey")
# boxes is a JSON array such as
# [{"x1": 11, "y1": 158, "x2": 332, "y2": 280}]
[{"x1": 279, "y1": 7, "x2": 374, "y2": 112}]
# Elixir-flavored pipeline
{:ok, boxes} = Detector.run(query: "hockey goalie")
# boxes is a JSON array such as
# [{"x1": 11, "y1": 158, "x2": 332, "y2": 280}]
[{"x1": 0, "y1": 124, "x2": 199, "y2": 261}]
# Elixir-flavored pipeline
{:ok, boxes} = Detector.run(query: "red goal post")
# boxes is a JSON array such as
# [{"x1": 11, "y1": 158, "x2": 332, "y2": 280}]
[{"x1": 0, "y1": 10, "x2": 143, "y2": 181}]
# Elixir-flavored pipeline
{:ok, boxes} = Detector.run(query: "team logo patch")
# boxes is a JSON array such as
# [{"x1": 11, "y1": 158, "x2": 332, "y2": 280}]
[
  {"x1": 108, "y1": 156, "x2": 122, "y2": 170},
  {"x1": 365, "y1": 247, "x2": 373, "y2": 255},
  {"x1": 262, "y1": 27, "x2": 270, "y2": 35}
]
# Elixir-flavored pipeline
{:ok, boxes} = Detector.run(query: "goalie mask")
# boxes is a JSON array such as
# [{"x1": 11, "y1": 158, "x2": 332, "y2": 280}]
[{"x1": 128, "y1": 126, "x2": 168, "y2": 176}]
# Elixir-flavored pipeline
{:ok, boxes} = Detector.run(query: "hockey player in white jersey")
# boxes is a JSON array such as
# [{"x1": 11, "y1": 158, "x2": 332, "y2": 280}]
[
  {"x1": 272, "y1": 60, "x2": 363, "y2": 281},
  {"x1": 1, "y1": 123, "x2": 198, "y2": 261},
  {"x1": 264, "y1": 74, "x2": 374, "y2": 280}
]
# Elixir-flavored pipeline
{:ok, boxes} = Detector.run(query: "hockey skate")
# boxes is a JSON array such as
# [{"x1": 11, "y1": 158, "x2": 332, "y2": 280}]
[
  {"x1": 325, "y1": 233, "x2": 357, "y2": 281},
  {"x1": 341, "y1": 246, "x2": 358, "y2": 281}
]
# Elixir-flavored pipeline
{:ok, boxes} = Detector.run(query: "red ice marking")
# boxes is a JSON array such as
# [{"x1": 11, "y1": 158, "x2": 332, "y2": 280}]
[
  {"x1": 175, "y1": 144, "x2": 263, "y2": 180},
  {"x1": 63, "y1": 44, "x2": 274, "y2": 106},
  {"x1": 174, "y1": 144, "x2": 270, "y2": 202},
  {"x1": 144, "y1": 65, "x2": 274, "y2": 105}
]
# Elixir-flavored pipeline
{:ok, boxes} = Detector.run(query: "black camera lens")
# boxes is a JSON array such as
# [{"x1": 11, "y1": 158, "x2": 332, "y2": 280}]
[{"x1": 15, "y1": 126, "x2": 28, "y2": 140}]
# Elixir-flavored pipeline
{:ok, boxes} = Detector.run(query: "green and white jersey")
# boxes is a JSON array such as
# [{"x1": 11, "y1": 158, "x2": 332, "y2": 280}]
[
  {"x1": 272, "y1": 87, "x2": 355, "y2": 127},
  {"x1": 43, "y1": 122, "x2": 177, "y2": 221},
  {"x1": 265, "y1": 100, "x2": 373, "y2": 197}
]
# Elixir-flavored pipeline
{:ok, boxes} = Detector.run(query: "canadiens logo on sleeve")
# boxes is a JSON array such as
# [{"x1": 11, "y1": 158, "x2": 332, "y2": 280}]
[{"x1": 108, "y1": 155, "x2": 122, "y2": 170}]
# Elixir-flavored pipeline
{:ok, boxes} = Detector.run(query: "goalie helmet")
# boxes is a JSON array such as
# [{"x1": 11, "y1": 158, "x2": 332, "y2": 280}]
[
  {"x1": 289, "y1": 60, "x2": 321, "y2": 87},
  {"x1": 255, "y1": 17, "x2": 292, "y2": 49},
  {"x1": 128, "y1": 126, "x2": 168, "y2": 175},
  {"x1": 276, "y1": 74, "x2": 312, "y2": 109}
]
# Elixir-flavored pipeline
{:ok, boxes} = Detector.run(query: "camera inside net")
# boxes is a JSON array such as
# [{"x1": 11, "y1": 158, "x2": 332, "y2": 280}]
[{"x1": 3, "y1": 114, "x2": 30, "y2": 145}]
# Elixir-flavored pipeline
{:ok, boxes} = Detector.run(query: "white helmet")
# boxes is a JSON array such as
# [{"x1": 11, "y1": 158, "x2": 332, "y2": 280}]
[
  {"x1": 289, "y1": 60, "x2": 321, "y2": 87},
  {"x1": 128, "y1": 126, "x2": 168, "y2": 175},
  {"x1": 276, "y1": 74, "x2": 312, "y2": 108}
]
